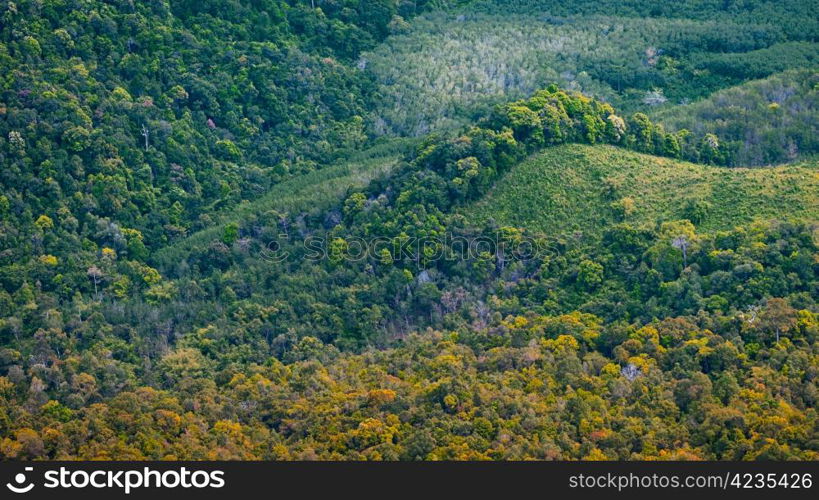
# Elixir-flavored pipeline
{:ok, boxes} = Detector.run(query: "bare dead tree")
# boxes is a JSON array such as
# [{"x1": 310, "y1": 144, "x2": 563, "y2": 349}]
[
  {"x1": 87, "y1": 266, "x2": 103, "y2": 299},
  {"x1": 672, "y1": 235, "x2": 689, "y2": 268},
  {"x1": 141, "y1": 123, "x2": 149, "y2": 151}
]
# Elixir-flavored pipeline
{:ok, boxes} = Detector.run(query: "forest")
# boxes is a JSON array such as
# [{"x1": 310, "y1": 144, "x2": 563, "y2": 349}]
[{"x1": 0, "y1": 0, "x2": 818, "y2": 461}]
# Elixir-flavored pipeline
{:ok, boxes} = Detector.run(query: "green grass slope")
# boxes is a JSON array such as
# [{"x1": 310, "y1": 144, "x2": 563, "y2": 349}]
[{"x1": 463, "y1": 144, "x2": 819, "y2": 235}]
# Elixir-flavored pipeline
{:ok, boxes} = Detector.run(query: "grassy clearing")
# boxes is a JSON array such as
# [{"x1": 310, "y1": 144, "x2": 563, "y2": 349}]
[{"x1": 462, "y1": 144, "x2": 819, "y2": 236}]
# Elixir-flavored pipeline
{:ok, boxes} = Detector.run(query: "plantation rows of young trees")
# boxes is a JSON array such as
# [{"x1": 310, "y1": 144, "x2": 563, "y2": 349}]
[
  {"x1": 2, "y1": 84, "x2": 817, "y2": 459},
  {"x1": 654, "y1": 70, "x2": 819, "y2": 166},
  {"x1": 362, "y1": 1, "x2": 818, "y2": 166},
  {"x1": 465, "y1": 0, "x2": 819, "y2": 40}
]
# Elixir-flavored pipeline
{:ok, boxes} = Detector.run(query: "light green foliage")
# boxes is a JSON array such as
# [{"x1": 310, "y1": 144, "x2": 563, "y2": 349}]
[
  {"x1": 464, "y1": 144, "x2": 819, "y2": 235},
  {"x1": 578, "y1": 259, "x2": 604, "y2": 289},
  {"x1": 653, "y1": 70, "x2": 819, "y2": 165}
]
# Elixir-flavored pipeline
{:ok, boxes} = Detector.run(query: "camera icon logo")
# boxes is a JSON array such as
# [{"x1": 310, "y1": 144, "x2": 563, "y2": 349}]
[{"x1": 6, "y1": 467, "x2": 35, "y2": 494}]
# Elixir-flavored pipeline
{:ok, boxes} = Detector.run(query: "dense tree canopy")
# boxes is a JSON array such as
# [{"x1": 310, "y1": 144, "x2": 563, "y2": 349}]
[{"x1": 0, "y1": 0, "x2": 817, "y2": 461}]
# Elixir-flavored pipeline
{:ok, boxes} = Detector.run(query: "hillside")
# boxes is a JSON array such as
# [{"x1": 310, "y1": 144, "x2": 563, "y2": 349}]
[
  {"x1": 151, "y1": 139, "x2": 412, "y2": 271},
  {"x1": 2, "y1": 87, "x2": 817, "y2": 459},
  {"x1": 0, "y1": 0, "x2": 423, "y2": 256},
  {"x1": 463, "y1": 144, "x2": 819, "y2": 235}
]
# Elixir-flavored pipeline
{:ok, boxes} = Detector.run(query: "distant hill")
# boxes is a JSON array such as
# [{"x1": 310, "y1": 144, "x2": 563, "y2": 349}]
[
  {"x1": 463, "y1": 144, "x2": 819, "y2": 235},
  {"x1": 364, "y1": 1, "x2": 818, "y2": 136}
]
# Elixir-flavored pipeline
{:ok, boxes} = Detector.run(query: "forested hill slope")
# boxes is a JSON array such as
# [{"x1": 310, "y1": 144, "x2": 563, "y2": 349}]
[
  {"x1": 464, "y1": 144, "x2": 819, "y2": 236},
  {"x1": 0, "y1": 0, "x2": 431, "y2": 326},
  {"x1": 2, "y1": 81, "x2": 818, "y2": 458},
  {"x1": 0, "y1": 0, "x2": 423, "y2": 252}
]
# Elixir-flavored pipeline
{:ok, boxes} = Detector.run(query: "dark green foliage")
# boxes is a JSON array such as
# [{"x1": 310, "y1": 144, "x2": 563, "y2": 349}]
[
  {"x1": 0, "y1": 0, "x2": 409, "y2": 253},
  {"x1": 468, "y1": 0, "x2": 819, "y2": 40}
]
